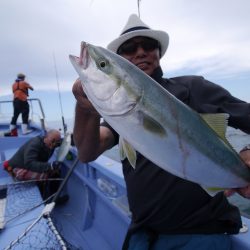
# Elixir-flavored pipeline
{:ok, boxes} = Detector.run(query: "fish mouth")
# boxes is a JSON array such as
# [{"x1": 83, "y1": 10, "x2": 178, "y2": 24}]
[
  {"x1": 79, "y1": 42, "x2": 89, "y2": 69},
  {"x1": 70, "y1": 42, "x2": 142, "y2": 116}
]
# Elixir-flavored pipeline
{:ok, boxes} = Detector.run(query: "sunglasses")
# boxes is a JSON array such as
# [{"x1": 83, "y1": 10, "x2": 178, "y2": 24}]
[{"x1": 117, "y1": 37, "x2": 160, "y2": 55}]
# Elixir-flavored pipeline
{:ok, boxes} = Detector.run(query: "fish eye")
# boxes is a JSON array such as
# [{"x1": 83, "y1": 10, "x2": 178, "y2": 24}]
[
  {"x1": 97, "y1": 58, "x2": 110, "y2": 72},
  {"x1": 99, "y1": 60, "x2": 106, "y2": 68}
]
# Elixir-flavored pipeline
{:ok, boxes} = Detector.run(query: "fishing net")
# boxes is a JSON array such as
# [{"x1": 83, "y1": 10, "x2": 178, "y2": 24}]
[
  {"x1": 4, "y1": 214, "x2": 69, "y2": 250},
  {"x1": 0, "y1": 181, "x2": 78, "y2": 250}
]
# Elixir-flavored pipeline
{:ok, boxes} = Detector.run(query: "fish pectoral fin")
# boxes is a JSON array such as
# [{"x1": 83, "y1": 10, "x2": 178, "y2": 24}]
[
  {"x1": 119, "y1": 137, "x2": 137, "y2": 169},
  {"x1": 119, "y1": 137, "x2": 126, "y2": 161},
  {"x1": 202, "y1": 186, "x2": 225, "y2": 196},
  {"x1": 138, "y1": 111, "x2": 167, "y2": 137},
  {"x1": 200, "y1": 113, "x2": 232, "y2": 146}
]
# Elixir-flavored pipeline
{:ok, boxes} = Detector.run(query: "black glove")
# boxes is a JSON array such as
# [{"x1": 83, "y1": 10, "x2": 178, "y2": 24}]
[{"x1": 50, "y1": 161, "x2": 62, "y2": 171}]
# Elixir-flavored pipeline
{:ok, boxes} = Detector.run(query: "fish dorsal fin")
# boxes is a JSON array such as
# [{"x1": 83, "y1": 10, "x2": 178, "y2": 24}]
[
  {"x1": 119, "y1": 137, "x2": 137, "y2": 169},
  {"x1": 200, "y1": 113, "x2": 230, "y2": 143},
  {"x1": 201, "y1": 186, "x2": 225, "y2": 196}
]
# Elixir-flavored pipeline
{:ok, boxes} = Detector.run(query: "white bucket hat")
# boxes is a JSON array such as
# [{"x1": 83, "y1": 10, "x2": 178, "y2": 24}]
[{"x1": 107, "y1": 14, "x2": 169, "y2": 58}]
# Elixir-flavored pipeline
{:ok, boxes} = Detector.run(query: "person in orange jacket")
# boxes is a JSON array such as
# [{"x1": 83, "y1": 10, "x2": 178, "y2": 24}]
[{"x1": 10, "y1": 73, "x2": 34, "y2": 135}]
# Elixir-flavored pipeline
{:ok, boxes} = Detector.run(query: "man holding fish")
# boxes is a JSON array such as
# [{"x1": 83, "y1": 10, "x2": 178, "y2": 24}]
[{"x1": 72, "y1": 14, "x2": 250, "y2": 250}]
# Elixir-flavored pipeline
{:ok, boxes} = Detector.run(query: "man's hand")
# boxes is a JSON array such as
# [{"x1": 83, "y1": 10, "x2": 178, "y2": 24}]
[
  {"x1": 224, "y1": 149, "x2": 250, "y2": 199},
  {"x1": 239, "y1": 148, "x2": 250, "y2": 166},
  {"x1": 72, "y1": 78, "x2": 100, "y2": 117}
]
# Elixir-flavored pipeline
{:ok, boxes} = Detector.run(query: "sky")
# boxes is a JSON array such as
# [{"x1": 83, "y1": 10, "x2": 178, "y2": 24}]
[{"x1": 0, "y1": 0, "x2": 250, "y2": 124}]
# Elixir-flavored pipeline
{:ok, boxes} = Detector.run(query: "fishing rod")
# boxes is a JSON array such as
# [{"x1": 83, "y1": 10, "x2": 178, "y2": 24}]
[
  {"x1": 52, "y1": 52, "x2": 67, "y2": 135},
  {"x1": 137, "y1": 0, "x2": 141, "y2": 17}
]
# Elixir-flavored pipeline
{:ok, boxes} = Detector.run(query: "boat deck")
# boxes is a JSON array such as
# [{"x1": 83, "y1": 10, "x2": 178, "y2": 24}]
[{"x1": 0, "y1": 123, "x2": 250, "y2": 249}]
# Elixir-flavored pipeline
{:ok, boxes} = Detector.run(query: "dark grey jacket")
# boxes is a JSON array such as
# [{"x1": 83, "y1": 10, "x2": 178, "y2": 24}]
[{"x1": 8, "y1": 136, "x2": 54, "y2": 173}]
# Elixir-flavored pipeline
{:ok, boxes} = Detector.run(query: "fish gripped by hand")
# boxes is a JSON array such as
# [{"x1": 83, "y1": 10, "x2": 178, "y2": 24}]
[{"x1": 69, "y1": 42, "x2": 250, "y2": 190}]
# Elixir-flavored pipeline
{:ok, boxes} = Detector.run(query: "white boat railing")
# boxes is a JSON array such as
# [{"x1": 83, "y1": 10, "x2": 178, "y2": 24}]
[{"x1": 0, "y1": 98, "x2": 46, "y2": 131}]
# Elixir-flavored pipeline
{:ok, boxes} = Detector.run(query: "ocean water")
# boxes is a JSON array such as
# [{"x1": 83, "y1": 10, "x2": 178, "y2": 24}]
[{"x1": 48, "y1": 119, "x2": 250, "y2": 218}]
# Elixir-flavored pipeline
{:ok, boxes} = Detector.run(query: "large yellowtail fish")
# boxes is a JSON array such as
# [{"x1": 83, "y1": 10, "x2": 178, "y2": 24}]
[{"x1": 69, "y1": 42, "x2": 250, "y2": 189}]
